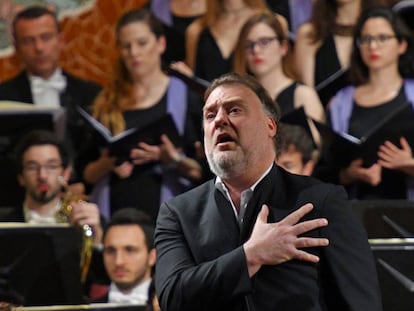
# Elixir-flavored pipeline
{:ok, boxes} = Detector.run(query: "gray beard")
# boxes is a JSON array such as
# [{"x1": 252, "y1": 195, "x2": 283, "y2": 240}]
[{"x1": 206, "y1": 149, "x2": 248, "y2": 180}]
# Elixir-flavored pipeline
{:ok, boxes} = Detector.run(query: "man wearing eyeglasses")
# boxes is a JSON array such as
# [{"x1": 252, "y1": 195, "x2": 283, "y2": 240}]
[
  {"x1": 0, "y1": 130, "x2": 103, "y2": 244},
  {"x1": 0, "y1": 5, "x2": 101, "y2": 208}
]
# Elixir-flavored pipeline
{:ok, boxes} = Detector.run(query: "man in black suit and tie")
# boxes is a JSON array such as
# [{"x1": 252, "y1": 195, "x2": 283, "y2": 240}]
[
  {"x1": 155, "y1": 73, "x2": 382, "y2": 311},
  {"x1": 0, "y1": 6, "x2": 101, "y2": 206}
]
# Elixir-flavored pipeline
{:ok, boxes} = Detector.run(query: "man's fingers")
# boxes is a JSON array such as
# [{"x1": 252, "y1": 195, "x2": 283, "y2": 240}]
[
  {"x1": 400, "y1": 137, "x2": 410, "y2": 149},
  {"x1": 296, "y1": 237, "x2": 329, "y2": 249},
  {"x1": 294, "y1": 249, "x2": 321, "y2": 263},
  {"x1": 281, "y1": 203, "x2": 314, "y2": 225},
  {"x1": 292, "y1": 218, "x2": 328, "y2": 236}
]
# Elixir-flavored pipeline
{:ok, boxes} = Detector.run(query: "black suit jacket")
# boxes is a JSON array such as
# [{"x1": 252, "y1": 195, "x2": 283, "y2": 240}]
[
  {"x1": 155, "y1": 165, "x2": 382, "y2": 311},
  {"x1": 0, "y1": 70, "x2": 101, "y2": 155},
  {"x1": 0, "y1": 70, "x2": 101, "y2": 206}
]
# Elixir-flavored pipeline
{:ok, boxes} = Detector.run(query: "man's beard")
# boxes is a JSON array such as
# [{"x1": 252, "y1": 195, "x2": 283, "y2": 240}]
[
  {"x1": 206, "y1": 146, "x2": 248, "y2": 179},
  {"x1": 114, "y1": 269, "x2": 149, "y2": 293},
  {"x1": 29, "y1": 188, "x2": 59, "y2": 204}
]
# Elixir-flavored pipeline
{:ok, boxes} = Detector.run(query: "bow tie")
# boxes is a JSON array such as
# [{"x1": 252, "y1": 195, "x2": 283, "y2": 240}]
[{"x1": 31, "y1": 74, "x2": 67, "y2": 95}]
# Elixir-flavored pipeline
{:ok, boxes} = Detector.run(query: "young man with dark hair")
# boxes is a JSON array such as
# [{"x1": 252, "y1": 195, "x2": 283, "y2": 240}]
[
  {"x1": 94, "y1": 208, "x2": 156, "y2": 304},
  {"x1": 276, "y1": 124, "x2": 317, "y2": 176},
  {"x1": 1, "y1": 130, "x2": 103, "y2": 243}
]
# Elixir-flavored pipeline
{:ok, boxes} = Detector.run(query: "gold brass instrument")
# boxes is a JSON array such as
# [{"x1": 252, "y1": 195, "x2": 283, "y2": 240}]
[{"x1": 56, "y1": 176, "x2": 93, "y2": 284}]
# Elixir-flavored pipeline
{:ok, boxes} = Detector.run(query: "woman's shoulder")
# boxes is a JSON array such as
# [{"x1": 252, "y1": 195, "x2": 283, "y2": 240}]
[
  {"x1": 295, "y1": 22, "x2": 315, "y2": 41},
  {"x1": 186, "y1": 17, "x2": 204, "y2": 38}
]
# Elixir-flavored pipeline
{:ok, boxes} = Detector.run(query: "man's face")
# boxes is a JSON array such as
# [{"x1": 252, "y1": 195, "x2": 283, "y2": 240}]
[
  {"x1": 18, "y1": 145, "x2": 66, "y2": 203},
  {"x1": 14, "y1": 14, "x2": 62, "y2": 79},
  {"x1": 203, "y1": 84, "x2": 276, "y2": 179},
  {"x1": 276, "y1": 145, "x2": 314, "y2": 176},
  {"x1": 103, "y1": 225, "x2": 155, "y2": 292}
]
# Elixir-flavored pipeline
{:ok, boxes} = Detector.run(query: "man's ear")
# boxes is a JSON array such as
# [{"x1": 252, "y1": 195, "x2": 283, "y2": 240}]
[
  {"x1": 148, "y1": 248, "x2": 156, "y2": 267},
  {"x1": 17, "y1": 173, "x2": 25, "y2": 187},
  {"x1": 267, "y1": 116, "x2": 277, "y2": 138},
  {"x1": 62, "y1": 167, "x2": 71, "y2": 181},
  {"x1": 302, "y1": 160, "x2": 315, "y2": 177}
]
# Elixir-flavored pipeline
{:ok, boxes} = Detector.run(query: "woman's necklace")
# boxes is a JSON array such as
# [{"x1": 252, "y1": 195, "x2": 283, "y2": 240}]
[{"x1": 332, "y1": 23, "x2": 356, "y2": 37}]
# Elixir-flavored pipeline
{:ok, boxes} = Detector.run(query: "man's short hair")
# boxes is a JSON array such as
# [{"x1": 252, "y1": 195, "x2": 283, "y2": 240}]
[
  {"x1": 104, "y1": 208, "x2": 155, "y2": 250},
  {"x1": 14, "y1": 129, "x2": 69, "y2": 173},
  {"x1": 12, "y1": 6, "x2": 59, "y2": 41},
  {"x1": 278, "y1": 124, "x2": 315, "y2": 163}
]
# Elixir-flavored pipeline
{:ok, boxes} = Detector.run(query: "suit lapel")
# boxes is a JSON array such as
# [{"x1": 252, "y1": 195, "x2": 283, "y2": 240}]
[
  {"x1": 240, "y1": 165, "x2": 288, "y2": 242},
  {"x1": 214, "y1": 187, "x2": 240, "y2": 236},
  {"x1": 60, "y1": 71, "x2": 72, "y2": 108},
  {"x1": 17, "y1": 72, "x2": 34, "y2": 103}
]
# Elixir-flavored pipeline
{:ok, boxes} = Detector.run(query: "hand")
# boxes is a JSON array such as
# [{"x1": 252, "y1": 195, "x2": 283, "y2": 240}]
[
  {"x1": 243, "y1": 203, "x2": 329, "y2": 277},
  {"x1": 170, "y1": 61, "x2": 194, "y2": 78},
  {"x1": 69, "y1": 200, "x2": 103, "y2": 244},
  {"x1": 113, "y1": 161, "x2": 134, "y2": 179},
  {"x1": 194, "y1": 140, "x2": 205, "y2": 159},
  {"x1": 159, "y1": 134, "x2": 182, "y2": 166},
  {"x1": 378, "y1": 137, "x2": 414, "y2": 174},
  {"x1": 67, "y1": 182, "x2": 86, "y2": 196},
  {"x1": 130, "y1": 142, "x2": 161, "y2": 165},
  {"x1": 340, "y1": 159, "x2": 381, "y2": 186}
]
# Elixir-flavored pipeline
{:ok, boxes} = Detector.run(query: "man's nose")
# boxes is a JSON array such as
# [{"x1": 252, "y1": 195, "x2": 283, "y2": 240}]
[
  {"x1": 115, "y1": 252, "x2": 125, "y2": 265},
  {"x1": 38, "y1": 166, "x2": 49, "y2": 179},
  {"x1": 214, "y1": 108, "x2": 229, "y2": 127},
  {"x1": 33, "y1": 38, "x2": 45, "y2": 52}
]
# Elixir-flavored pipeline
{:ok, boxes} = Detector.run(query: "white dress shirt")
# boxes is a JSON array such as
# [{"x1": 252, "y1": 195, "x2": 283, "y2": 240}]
[{"x1": 108, "y1": 278, "x2": 151, "y2": 304}]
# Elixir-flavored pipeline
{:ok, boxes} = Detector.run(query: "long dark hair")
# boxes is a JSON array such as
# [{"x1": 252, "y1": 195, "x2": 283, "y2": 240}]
[
  {"x1": 93, "y1": 9, "x2": 165, "y2": 134},
  {"x1": 309, "y1": 0, "x2": 382, "y2": 43}
]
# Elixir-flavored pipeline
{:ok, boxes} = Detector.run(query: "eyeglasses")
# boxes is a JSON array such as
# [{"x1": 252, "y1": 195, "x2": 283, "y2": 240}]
[
  {"x1": 23, "y1": 163, "x2": 63, "y2": 175},
  {"x1": 245, "y1": 37, "x2": 279, "y2": 53},
  {"x1": 357, "y1": 34, "x2": 397, "y2": 48}
]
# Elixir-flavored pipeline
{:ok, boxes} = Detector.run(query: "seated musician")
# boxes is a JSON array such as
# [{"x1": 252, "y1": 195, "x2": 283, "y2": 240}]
[{"x1": 0, "y1": 130, "x2": 105, "y2": 301}]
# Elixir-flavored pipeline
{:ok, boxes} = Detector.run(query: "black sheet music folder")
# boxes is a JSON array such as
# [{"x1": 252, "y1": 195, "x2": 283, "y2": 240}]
[
  {"x1": 315, "y1": 102, "x2": 414, "y2": 167},
  {"x1": 0, "y1": 224, "x2": 84, "y2": 306}
]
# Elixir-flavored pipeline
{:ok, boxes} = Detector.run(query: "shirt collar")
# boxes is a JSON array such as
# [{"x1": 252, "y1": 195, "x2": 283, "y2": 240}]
[
  {"x1": 23, "y1": 200, "x2": 62, "y2": 224},
  {"x1": 215, "y1": 164, "x2": 273, "y2": 195},
  {"x1": 215, "y1": 164, "x2": 273, "y2": 222},
  {"x1": 108, "y1": 278, "x2": 151, "y2": 304}
]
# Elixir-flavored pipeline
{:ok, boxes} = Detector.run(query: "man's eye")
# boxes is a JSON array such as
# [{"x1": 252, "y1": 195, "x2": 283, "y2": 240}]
[
  {"x1": 229, "y1": 107, "x2": 241, "y2": 114},
  {"x1": 378, "y1": 35, "x2": 389, "y2": 43},
  {"x1": 104, "y1": 248, "x2": 115, "y2": 255},
  {"x1": 205, "y1": 112, "x2": 215, "y2": 120}
]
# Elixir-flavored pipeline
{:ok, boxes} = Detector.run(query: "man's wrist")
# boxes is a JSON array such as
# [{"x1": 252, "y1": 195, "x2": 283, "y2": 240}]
[{"x1": 243, "y1": 242, "x2": 262, "y2": 277}]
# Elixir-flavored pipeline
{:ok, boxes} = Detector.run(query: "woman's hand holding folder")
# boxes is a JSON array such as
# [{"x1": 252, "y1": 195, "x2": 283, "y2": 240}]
[
  {"x1": 339, "y1": 158, "x2": 382, "y2": 187},
  {"x1": 378, "y1": 137, "x2": 414, "y2": 175}
]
